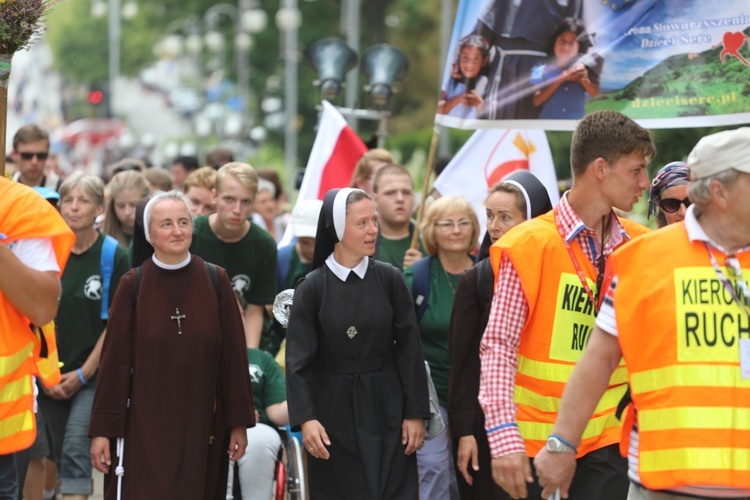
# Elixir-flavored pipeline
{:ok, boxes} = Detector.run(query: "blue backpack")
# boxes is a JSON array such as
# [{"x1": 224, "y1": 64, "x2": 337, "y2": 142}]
[{"x1": 99, "y1": 235, "x2": 119, "y2": 321}]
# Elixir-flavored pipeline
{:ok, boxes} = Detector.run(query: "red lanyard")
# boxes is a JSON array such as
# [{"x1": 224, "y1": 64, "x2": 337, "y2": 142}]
[{"x1": 554, "y1": 205, "x2": 599, "y2": 315}]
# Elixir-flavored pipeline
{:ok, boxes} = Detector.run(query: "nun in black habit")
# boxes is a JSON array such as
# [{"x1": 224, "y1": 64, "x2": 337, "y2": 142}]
[
  {"x1": 286, "y1": 188, "x2": 430, "y2": 499},
  {"x1": 447, "y1": 170, "x2": 553, "y2": 500}
]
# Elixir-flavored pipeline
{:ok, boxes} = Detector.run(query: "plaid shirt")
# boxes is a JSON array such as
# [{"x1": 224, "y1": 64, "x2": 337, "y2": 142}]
[{"x1": 478, "y1": 192, "x2": 631, "y2": 458}]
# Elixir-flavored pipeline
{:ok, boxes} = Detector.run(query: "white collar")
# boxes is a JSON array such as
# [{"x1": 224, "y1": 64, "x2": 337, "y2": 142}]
[
  {"x1": 683, "y1": 204, "x2": 732, "y2": 253},
  {"x1": 325, "y1": 254, "x2": 369, "y2": 282},
  {"x1": 152, "y1": 253, "x2": 192, "y2": 270}
]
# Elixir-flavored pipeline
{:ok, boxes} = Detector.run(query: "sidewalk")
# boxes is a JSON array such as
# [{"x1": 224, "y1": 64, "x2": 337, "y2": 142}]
[{"x1": 90, "y1": 470, "x2": 104, "y2": 499}]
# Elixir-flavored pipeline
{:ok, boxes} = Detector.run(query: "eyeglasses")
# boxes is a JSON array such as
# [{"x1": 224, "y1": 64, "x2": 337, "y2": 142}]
[
  {"x1": 435, "y1": 219, "x2": 472, "y2": 231},
  {"x1": 19, "y1": 152, "x2": 49, "y2": 161},
  {"x1": 659, "y1": 197, "x2": 691, "y2": 214}
]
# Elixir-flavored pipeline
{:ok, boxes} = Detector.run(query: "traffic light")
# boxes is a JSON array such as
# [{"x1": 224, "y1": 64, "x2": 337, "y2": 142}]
[
  {"x1": 87, "y1": 90, "x2": 104, "y2": 105},
  {"x1": 87, "y1": 82, "x2": 110, "y2": 117}
]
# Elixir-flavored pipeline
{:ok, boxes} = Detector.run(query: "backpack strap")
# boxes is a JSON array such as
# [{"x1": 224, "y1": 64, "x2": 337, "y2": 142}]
[
  {"x1": 412, "y1": 256, "x2": 432, "y2": 323},
  {"x1": 204, "y1": 261, "x2": 219, "y2": 295},
  {"x1": 277, "y1": 244, "x2": 294, "y2": 291},
  {"x1": 100, "y1": 235, "x2": 119, "y2": 320},
  {"x1": 133, "y1": 265, "x2": 143, "y2": 299}
]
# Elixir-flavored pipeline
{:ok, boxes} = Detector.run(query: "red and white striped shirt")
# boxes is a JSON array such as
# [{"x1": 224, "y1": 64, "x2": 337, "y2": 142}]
[{"x1": 478, "y1": 192, "x2": 630, "y2": 458}]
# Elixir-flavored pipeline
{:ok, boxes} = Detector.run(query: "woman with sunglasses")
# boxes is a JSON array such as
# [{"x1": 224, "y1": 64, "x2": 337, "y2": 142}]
[
  {"x1": 648, "y1": 161, "x2": 690, "y2": 227},
  {"x1": 405, "y1": 195, "x2": 480, "y2": 500}
]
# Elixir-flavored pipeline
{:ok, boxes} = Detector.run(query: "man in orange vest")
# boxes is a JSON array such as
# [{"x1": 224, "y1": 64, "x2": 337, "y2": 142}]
[
  {"x1": 0, "y1": 177, "x2": 74, "y2": 498},
  {"x1": 478, "y1": 110, "x2": 655, "y2": 499},
  {"x1": 533, "y1": 126, "x2": 750, "y2": 499}
]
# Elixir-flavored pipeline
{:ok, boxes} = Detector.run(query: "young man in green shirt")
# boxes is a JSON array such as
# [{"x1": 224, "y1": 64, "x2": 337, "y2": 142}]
[
  {"x1": 190, "y1": 163, "x2": 278, "y2": 348},
  {"x1": 372, "y1": 164, "x2": 423, "y2": 270}
]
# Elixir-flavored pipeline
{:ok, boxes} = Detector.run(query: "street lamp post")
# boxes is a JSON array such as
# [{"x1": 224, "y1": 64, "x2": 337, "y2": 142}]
[
  {"x1": 277, "y1": 0, "x2": 301, "y2": 197},
  {"x1": 108, "y1": 0, "x2": 121, "y2": 117}
]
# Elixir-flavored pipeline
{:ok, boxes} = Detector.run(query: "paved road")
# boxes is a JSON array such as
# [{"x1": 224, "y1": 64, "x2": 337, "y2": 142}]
[{"x1": 6, "y1": 41, "x2": 193, "y2": 167}]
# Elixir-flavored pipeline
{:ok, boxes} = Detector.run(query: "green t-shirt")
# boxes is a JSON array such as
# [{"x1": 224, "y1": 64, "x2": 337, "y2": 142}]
[
  {"x1": 190, "y1": 215, "x2": 278, "y2": 307},
  {"x1": 56, "y1": 233, "x2": 130, "y2": 381},
  {"x1": 404, "y1": 257, "x2": 460, "y2": 405},
  {"x1": 378, "y1": 235, "x2": 412, "y2": 270},
  {"x1": 247, "y1": 348, "x2": 287, "y2": 425},
  {"x1": 377, "y1": 222, "x2": 425, "y2": 271}
]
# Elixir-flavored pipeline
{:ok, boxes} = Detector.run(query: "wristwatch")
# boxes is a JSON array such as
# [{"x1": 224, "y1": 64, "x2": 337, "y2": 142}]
[{"x1": 545, "y1": 436, "x2": 576, "y2": 454}]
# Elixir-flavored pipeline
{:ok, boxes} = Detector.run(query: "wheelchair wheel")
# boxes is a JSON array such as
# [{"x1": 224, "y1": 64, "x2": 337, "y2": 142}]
[
  {"x1": 285, "y1": 434, "x2": 306, "y2": 500},
  {"x1": 274, "y1": 459, "x2": 286, "y2": 500}
]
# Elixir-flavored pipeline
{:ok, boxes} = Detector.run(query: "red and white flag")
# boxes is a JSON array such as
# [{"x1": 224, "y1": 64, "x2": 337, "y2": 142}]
[
  {"x1": 278, "y1": 100, "x2": 367, "y2": 247},
  {"x1": 297, "y1": 100, "x2": 367, "y2": 201},
  {"x1": 433, "y1": 129, "x2": 559, "y2": 243}
]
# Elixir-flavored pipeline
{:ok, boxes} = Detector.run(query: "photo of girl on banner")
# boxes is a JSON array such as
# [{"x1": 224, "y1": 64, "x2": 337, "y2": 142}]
[
  {"x1": 438, "y1": 35, "x2": 491, "y2": 119},
  {"x1": 530, "y1": 17, "x2": 602, "y2": 119},
  {"x1": 437, "y1": 0, "x2": 750, "y2": 130}
]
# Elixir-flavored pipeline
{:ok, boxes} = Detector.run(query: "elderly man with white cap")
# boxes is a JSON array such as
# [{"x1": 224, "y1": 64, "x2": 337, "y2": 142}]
[{"x1": 533, "y1": 127, "x2": 750, "y2": 500}]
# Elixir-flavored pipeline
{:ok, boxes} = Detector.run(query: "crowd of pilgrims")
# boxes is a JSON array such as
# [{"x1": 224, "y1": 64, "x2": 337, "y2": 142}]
[{"x1": 8, "y1": 112, "x2": 690, "y2": 500}]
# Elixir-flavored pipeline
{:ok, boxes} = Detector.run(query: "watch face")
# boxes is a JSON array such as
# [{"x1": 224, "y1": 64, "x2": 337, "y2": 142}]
[{"x1": 546, "y1": 437, "x2": 568, "y2": 453}]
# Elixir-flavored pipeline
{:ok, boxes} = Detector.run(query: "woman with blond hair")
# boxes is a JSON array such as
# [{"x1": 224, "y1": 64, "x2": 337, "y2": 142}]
[
  {"x1": 102, "y1": 170, "x2": 149, "y2": 248},
  {"x1": 405, "y1": 195, "x2": 480, "y2": 500}
]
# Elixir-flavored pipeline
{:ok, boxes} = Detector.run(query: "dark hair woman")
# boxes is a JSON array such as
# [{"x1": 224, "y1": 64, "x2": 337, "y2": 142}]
[{"x1": 448, "y1": 171, "x2": 553, "y2": 500}]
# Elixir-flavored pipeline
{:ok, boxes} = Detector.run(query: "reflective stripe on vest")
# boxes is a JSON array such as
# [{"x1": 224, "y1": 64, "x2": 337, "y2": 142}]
[
  {"x1": 491, "y1": 212, "x2": 649, "y2": 458},
  {"x1": 613, "y1": 223, "x2": 750, "y2": 490},
  {"x1": 33, "y1": 322, "x2": 62, "y2": 388}
]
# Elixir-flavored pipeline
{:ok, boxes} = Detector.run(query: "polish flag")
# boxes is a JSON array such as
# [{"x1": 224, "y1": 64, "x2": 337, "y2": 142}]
[
  {"x1": 278, "y1": 100, "x2": 367, "y2": 247},
  {"x1": 297, "y1": 100, "x2": 367, "y2": 201},
  {"x1": 433, "y1": 129, "x2": 559, "y2": 243}
]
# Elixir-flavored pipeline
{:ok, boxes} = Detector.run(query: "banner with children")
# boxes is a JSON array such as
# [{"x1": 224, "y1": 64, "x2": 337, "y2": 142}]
[{"x1": 436, "y1": 0, "x2": 750, "y2": 130}]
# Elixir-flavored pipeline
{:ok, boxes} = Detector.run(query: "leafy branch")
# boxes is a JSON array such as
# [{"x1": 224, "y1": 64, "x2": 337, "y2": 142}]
[{"x1": 0, "y1": 0, "x2": 59, "y2": 54}]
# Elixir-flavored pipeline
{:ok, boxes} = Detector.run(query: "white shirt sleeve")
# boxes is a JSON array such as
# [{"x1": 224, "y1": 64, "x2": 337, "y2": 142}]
[
  {"x1": 595, "y1": 276, "x2": 618, "y2": 337},
  {"x1": 6, "y1": 237, "x2": 60, "y2": 273}
]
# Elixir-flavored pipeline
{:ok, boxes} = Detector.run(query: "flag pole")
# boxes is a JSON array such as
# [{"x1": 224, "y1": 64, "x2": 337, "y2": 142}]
[{"x1": 411, "y1": 126, "x2": 441, "y2": 249}]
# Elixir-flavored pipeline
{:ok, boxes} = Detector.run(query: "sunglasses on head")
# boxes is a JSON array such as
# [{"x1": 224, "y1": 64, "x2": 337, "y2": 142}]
[
  {"x1": 659, "y1": 197, "x2": 691, "y2": 214},
  {"x1": 19, "y1": 152, "x2": 49, "y2": 161}
]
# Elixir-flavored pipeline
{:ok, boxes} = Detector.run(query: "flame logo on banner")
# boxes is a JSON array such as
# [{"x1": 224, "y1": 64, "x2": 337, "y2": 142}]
[{"x1": 484, "y1": 131, "x2": 536, "y2": 187}]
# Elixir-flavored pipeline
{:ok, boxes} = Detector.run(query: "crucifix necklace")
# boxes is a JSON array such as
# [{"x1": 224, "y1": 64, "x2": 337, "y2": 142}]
[{"x1": 156, "y1": 264, "x2": 193, "y2": 335}]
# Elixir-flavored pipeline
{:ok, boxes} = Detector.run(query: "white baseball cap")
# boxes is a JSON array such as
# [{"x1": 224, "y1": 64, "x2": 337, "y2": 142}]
[
  {"x1": 687, "y1": 127, "x2": 750, "y2": 180},
  {"x1": 291, "y1": 199, "x2": 323, "y2": 238}
]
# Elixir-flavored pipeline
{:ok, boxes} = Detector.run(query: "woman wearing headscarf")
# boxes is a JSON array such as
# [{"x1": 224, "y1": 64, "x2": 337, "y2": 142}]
[
  {"x1": 285, "y1": 188, "x2": 430, "y2": 499},
  {"x1": 89, "y1": 190, "x2": 255, "y2": 499},
  {"x1": 448, "y1": 171, "x2": 552, "y2": 500},
  {"x1": 648, "y1": 161, "x2": 690, "y2": 227}
]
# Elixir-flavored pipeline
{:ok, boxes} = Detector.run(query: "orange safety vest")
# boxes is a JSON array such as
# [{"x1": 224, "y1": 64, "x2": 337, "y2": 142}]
[
  {"x1": 0, "y1": 178, "x2": 74, "y2": 453},
  {"x1": 490, "y1": 211, "x2": 649, "y2": 457},
  {"x1": 613, "y1": 222, "x2": 750, "y2": 490}
]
